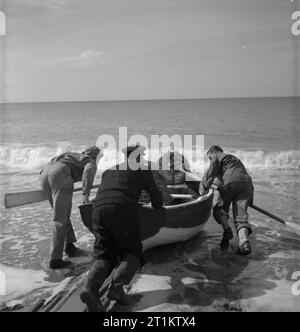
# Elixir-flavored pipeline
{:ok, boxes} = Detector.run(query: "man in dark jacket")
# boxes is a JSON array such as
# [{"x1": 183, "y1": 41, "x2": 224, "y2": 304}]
[
  {"x1": 80, "y1": 145, "x2": 163, "y2": 312},
  {"x1": 40, "y1": 146, "x2": 102, "y2": 269},
  {"x1": 199, "y1": 145, "x2": 254, "y2": 255}
]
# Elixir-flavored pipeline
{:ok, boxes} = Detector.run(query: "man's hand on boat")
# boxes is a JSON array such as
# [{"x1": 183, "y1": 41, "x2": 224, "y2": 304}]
[
  {"x1": 199, "y1": 182, "x2": 209, "y2": 196},
  {"x1": 83, "y1": 193, "x2": 90, "y2": 204}
]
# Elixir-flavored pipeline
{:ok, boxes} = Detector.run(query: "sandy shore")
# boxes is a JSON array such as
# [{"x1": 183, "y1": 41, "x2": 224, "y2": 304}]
[
  {"x1": 1, "y1": 190, "x2": 300, "y2": 312},
  {"x1": 54, "y1": 215, "x2": 300, "y2": 312}
]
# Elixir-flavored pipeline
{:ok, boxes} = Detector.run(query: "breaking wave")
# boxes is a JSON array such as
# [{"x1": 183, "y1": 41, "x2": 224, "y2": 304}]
[
  {"x1": 0, "y1": 143, "x2": 299, "y2": 172},
  {"x1": 230, "y1": 149, "x2": 300, "y2": 171},
  {"x1": 0, "y1": 143, "x2": 86, "y2": 172}
]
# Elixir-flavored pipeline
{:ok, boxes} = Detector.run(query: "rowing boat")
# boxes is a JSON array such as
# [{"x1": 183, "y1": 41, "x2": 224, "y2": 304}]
[{"x1": 79, "y1": 186, "x2": 214, "y2": 250}]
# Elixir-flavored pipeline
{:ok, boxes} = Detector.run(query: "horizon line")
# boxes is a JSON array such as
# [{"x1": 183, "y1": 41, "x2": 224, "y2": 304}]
[{"x1": 0, "y1": 95, "x2": 299, "y2": 105}]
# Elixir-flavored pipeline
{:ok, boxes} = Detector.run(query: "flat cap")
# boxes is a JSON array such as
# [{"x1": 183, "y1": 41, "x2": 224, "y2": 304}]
[
  {"x1": 83, "y1": 146, "x2": 101, "y2": 158},
  {"x1": 122, "y1": 144, "x2": 146, "y2": 155}
]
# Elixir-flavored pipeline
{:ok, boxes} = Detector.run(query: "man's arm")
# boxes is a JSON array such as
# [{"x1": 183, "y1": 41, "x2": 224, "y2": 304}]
[
  {"x1": 202, "y1": 155, "x2": 220, "y2": 190},
  {"x1": 141, "y1": 171, "x2": 163, "y2": 208},
  {"x1": 182, "y1": 155, "x2": 191, "y2": 172},
  {"x1": 82, "y1": 161, "x2": 97, "y2": 203}
]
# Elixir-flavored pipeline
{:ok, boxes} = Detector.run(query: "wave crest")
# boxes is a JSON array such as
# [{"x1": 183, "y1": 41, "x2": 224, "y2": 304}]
[
  {"x1": 232, "y1": 149, "x2": 300, "y2": 171},
  {"x1": 0, "y1": 144, "x2": 299, "y2": 172}
]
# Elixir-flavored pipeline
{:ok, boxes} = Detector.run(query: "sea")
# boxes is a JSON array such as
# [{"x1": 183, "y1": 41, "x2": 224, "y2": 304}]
[{"x1": 0, "y1": 97, "x2": 299, "y2": 309}]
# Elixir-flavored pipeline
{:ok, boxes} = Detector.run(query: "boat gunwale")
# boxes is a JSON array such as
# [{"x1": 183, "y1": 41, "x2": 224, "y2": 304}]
[{"x1": 141, "y1": 189, "x2": 214, "y2": 211}]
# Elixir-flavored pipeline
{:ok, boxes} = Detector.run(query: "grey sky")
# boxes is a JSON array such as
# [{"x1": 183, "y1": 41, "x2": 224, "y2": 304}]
[{"x1": 1, "y1": 0, "x2": 299, "y2": 102}]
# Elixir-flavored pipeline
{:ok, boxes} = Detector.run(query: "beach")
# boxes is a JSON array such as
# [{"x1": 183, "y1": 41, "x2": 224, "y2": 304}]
[
  {"x1": 0, "y1": 97, "x2": 299, "y2": 311},
  {"x1": 1, "y1": 188, "x2": 300, "y2": 312}
]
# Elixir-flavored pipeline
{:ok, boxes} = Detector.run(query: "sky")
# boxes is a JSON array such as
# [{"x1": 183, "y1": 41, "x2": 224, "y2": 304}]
[{"x1": 0, "y1": 0, "x2": 299, "y2": 102}]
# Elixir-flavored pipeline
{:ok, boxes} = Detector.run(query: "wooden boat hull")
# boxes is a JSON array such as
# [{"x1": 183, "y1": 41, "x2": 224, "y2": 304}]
[
  {"x1": 139, "y1": 189, "x2": 213, "y2": 249},
  {"x1": 79, "y1": 188, "x2": 213, "y2": 250}
]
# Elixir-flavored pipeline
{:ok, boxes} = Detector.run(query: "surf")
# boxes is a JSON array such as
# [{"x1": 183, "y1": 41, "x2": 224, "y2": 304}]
[{"x1": 0, "y1": 143, "x2": 299, "y2": 172}]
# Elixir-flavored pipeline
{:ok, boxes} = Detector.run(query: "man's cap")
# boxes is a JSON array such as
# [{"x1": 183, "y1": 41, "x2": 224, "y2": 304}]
[
  {"x1": 122, "y1": 144, "x2": 146, "y2": 155},
  {"x1": 166, "y1": 147, "x2": 176, "y2": 154},
  {"x1": 207, "y1": 145, "x2": 223, "y2": 154},
  {"x1": 83, "y1": 146, "x2": 101, "y2": 158}
]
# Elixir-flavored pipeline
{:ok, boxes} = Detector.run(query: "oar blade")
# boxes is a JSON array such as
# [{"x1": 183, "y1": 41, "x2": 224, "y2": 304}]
[
  {"x1": 4, "y1": 184, "x2": 100, "y2": 209},
  {"x1": 250, "y1": 204, "x2": 300, "y2": 236},
  {"x1": 285, "y1": 222, "x2": 300, "y2": 235},
  {"x1": 4, "y1": 190, "x2": 47, "y2": 209}
]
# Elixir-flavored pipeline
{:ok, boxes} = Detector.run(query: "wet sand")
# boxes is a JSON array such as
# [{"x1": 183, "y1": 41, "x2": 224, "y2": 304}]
[
  {"x1": 56, "y1": 217, "x2": 300, "y2": 312},
  {"x1": 1, "y1": 189, "x2": 300, "y2": 312}
]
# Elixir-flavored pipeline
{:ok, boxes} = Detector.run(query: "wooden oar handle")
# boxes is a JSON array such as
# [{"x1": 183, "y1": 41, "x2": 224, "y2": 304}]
[{"x1": 250, "y1": 204, "x2": 286, "y2": 225}]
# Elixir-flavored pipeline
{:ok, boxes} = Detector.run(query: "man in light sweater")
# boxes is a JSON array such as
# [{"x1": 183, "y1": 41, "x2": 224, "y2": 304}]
[{"x1": 40, "y1": 146, "x2": 102, "y2": 269}]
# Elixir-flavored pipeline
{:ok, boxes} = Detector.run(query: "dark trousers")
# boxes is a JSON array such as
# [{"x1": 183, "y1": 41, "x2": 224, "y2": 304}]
[
  {"x1": 85, "y1": 204, "x2": 143, "y2": 298},
  {"x1": 213, "y1": 182, "x2": 254, "y2": 234}
]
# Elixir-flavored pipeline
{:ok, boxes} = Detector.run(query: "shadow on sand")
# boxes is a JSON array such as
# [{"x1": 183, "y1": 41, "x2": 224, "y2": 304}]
[{"x1": 118, "y1": 219, "x2": 300, "y2": 312}]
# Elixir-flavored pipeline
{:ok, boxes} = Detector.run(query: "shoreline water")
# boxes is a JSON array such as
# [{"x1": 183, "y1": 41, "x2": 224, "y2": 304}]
[{"x1": 1, "y1": 188, "x2": 300, "y2": 312}]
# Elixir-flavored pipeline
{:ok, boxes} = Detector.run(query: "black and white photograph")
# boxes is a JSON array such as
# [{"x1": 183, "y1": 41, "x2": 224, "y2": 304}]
[{"x1": 0, "y1": 0, "x2": 299, "y2": 316}]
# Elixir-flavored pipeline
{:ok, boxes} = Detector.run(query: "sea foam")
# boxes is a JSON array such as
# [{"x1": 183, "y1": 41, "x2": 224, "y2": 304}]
[{"x1": 0, "y1": 143, "x2": 299, "y2": 172}]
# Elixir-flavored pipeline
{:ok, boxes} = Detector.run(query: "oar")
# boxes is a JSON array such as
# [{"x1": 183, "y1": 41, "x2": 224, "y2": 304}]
[
  {"x1": 250, "y1": 204, "x2": 286, "y2": 225},
  {"x1": 250, "y1": 204, "x2": 300, "y2": 233},
  {"x1": 4, "y1": 185, "x2": 99, "y2": 209}
]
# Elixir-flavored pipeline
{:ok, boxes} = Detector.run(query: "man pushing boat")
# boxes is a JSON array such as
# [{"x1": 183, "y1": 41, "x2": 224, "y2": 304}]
[
  {"x1": 199, "y1": 145, "x2": 254, "y2": 255},
  {"x1": 157, "y1": 144, "x2": 191, "y2": 185},
  {"x1": 40, "y1": 146, "x2": 102, "y2": 269},
  {"x1": 80, "y1": 144, "x2": 163, "y2": 312}
]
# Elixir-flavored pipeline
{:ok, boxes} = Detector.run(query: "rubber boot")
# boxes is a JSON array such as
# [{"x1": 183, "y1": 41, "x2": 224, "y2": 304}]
[
  {"x1": 49, "y1": 259, "x2": 72, "y2": 270},
  {"x1": 238, "y1": 227, "x2": 249, "y2": 245},
  {"x1": 80, "y1": 259, "x2": 111, "y2": 312},
  {"x1": 65, "y1": 243, "x2": 82, "y2": 257},
  {"x1": 213, "y1": 206, "x2": 232, "y2": 249},
  {"x1": 237, "y1": 227, "x2": 251, "y2": 256},
  {"x1": 220, "y1": 228, "x2": 233, "y2": 249},
  {"x1": 107, "y1": 254, "x2": 141, "y2": 305}
]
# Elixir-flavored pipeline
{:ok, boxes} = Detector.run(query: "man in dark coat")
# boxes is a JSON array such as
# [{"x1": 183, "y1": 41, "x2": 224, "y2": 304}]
[
  {"x1": 40, "y1": 146, "x2": 102, "y2": 269},
  {"x1": 80, "y1": 145, "x2": 163, "y2": 312},
  {"x1": 199, "y1": 145, "x2": 254, "y2": 255}
]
